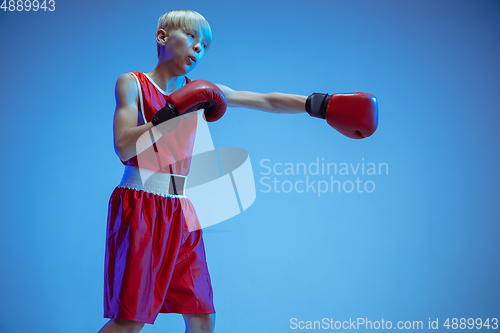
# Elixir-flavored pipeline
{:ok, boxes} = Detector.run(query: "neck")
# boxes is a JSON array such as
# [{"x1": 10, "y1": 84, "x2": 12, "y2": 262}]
[{"x1": 148, "y1": 63, "x2": 186, "y2": 94}]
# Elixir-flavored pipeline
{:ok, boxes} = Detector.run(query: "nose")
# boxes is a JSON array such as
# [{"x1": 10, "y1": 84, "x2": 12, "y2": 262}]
[{"x1": 193, "y1": 40, "x2": 202, "y2": 53}]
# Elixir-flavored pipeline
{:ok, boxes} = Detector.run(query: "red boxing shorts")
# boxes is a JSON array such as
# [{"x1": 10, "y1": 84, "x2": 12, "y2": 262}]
[{"x1": 103, "y1": 173, "x2": 215, "y2": 324}]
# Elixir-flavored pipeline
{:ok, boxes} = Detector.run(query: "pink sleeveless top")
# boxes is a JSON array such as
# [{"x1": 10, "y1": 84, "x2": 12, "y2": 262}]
[{"x1": 121, "y1": 72, "x2": 198, "y2": 176}]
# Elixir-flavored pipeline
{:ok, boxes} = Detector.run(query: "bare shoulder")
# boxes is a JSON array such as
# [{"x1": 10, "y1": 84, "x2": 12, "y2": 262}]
[
  {"x1": 116, "y1": 73, "x2": 137, "y2": 93},
  {"x1": 115, "y1": 73, "x2": 138, "y2": 106}
]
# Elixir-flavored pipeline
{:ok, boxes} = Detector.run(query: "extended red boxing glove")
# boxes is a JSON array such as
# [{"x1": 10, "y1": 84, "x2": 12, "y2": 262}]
[
  {"x1": 152, "y1": 80, "x2": 227, "y2": 126},
  {"x1": 306, "y1": 92, "x2": 378, "y2": 139}
]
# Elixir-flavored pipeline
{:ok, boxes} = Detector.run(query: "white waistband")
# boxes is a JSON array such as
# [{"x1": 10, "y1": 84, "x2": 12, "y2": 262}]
[{"x1": 118, "y1": 166, "x2": 187, "y2": 198}]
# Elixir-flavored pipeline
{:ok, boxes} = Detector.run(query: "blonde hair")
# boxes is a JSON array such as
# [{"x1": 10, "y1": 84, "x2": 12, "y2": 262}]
[{"x1": 157, "y1": 10, "x2": 212, "y2": 56}]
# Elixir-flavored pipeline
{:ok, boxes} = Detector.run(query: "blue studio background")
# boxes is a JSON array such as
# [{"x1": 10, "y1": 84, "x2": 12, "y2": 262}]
[{"x1": 1, "y1": 0, "x2": 499, "y2": 332}]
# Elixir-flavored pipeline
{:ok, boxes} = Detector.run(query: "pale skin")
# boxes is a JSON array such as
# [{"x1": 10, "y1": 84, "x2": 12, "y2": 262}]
[{"x1": 101, "y1": 26, "x2": 307, "y2": 333}]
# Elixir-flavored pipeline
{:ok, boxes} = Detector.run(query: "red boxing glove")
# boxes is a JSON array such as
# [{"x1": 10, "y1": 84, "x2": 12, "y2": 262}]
[
  {"x1": 306, "y1": 92, "x2": 378, "y2": 139},
  {"x1": 152, "y1": 80, "x2": 227, "y2": 125}
]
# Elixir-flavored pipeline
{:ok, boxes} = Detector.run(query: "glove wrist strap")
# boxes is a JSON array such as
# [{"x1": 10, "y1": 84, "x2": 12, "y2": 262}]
[
  {"x1": 151, "y1": 103, "x2": 180, "y2": 126},
  {"x1": 306, "y1": 93, "x2": 331, "y2": 119}
]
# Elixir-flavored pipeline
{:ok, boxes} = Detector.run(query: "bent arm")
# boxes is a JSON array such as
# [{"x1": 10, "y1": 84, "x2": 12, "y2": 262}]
[
  {"x1": 215, "y1": 83, "x2": 307, "y2": 114},
  {"x1": 113, "y1": 73, "x2": 162, "y2": 161}
]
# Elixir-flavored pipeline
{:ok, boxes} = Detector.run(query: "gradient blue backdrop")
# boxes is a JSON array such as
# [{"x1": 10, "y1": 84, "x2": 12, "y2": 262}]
[{"x1": 0, "y1": 0, "x2": 499, "y2": 332}]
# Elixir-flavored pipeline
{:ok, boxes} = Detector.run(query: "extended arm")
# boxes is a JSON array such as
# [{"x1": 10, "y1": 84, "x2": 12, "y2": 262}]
[
  {"x1": 215, "y1": 84, "x2": 307, "y2": 114},
  {"x1": 215, "y1": 83, "x2": 378, "y2": 139}
]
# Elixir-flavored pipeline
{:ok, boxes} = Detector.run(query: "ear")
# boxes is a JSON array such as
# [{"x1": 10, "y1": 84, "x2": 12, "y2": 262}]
[{"x1": 156, "y1": 29, "x2": 168, "y2": 45}]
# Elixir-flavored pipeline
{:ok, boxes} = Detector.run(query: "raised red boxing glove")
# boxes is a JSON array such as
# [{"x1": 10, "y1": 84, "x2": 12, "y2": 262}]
[
  {"x1": 306, "y1": 92, "x2": 378, "y2": 139},
  {"x1": 152, "y1": 80, "x2": 227, "y2": 126}
]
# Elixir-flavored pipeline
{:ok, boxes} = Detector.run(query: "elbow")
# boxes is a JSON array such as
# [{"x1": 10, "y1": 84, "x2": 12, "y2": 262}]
[
  {"x1": 265, "y1": 93, "x2": 279, "y2": 113},
  {"x1": 114, "y1": 140, "x2": 133, "y2": 162},
  {"x1": 114, "y1": 144, "x2": 127, "y2": 162}
]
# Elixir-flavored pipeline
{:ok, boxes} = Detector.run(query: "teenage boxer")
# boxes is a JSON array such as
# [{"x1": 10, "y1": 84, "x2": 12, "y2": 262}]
[{"x1": 99, "y1": 9, "x2": 377, "y2": 333}]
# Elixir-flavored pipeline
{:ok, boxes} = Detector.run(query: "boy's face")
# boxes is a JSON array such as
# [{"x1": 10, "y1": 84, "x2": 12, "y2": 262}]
[{"x1": 158, "y1": 27, "x2": 208, "y2": 76}]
